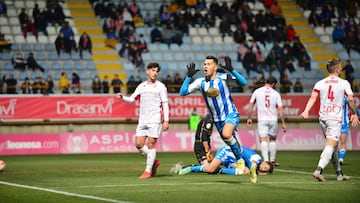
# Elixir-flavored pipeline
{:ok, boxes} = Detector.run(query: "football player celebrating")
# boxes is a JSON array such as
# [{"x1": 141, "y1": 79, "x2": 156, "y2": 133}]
[{"x1": 179, "y1": 57, "x2": 256, "y2": 182}]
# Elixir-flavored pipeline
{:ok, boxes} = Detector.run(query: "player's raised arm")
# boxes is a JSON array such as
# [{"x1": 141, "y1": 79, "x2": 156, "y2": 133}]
[
  {"x1": 223, "y1": 56, "x2": 247, "y2": 86},
  {"x1": 179, "y1": 63, "x2": 199, "y2": 96}
]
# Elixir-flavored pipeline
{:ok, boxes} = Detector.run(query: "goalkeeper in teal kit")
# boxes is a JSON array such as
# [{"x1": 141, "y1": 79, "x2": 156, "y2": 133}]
[{"x1": 179, "y1": 56, "x2": 258, "y2": 183}]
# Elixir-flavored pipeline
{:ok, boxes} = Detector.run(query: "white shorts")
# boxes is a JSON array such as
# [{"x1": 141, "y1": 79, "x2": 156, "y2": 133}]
[
  {"x1": 257, "y1": 120, "x2": 278, "y2": 138},
  {"x1": 136, "y1": 123, "x2": 162, "y2": 138},
  {"x1": 319, "y1": 119, "x2": 341, "y2": 142}
]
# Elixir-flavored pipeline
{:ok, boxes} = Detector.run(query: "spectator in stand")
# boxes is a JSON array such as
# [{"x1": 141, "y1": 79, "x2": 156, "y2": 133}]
[
  {"x1": 243, "y1": 49, "x2": 259, "y2": 76},
  {"x1": 34, "y1": 9, "x2": 48, "y2": 38},
  {"x1": 71, "y1": 72, "x2": 81, "y2": 94},
  {"x1": 233, "y1": 26, "x2": 246, "y2": 44},
  {"x1": 219, "y1": 16, "x2": 232, "y2": 41},
  {"x1": 298, "y1": 48, "x2": 311, "y2": 71},
  {"x1": 11, "y1": 52, "x2": 27, "y2": 71},
  {"x1": 143, "y1": 11, "x2": 153, "y2": 27},
  {"x1": 59, "y1": 21, "x2": 74, "y2": 40},
  {"x1": 91, "y1": 75, "x2": 102, "y2": 93},
  {"x1": 114, "y1": 15, "x2": 125, "y2": 35},
  {"x1": 293, "y1": 78, "x2": 303, "y2": 93},
  {"x1": 271, "y1": 41, "x2": 283, "y2": 56},
  {"x1": 0, "y1": 0, "x2": 7, "y2": 16},
  {"x1": 172, "y1": 72, "x2": 182, "y2": 93},
  {"x1": 26, "y1": 52, "x2": 45, "y2": 73},
  {"x1": 0, "y1": 75, "x2": 4, "y2": 94},
  {"x1": 105, "y1": 27, "x2": 119, "y2": 49},
  {"x1": 332, "y1": 24, "x2": 346, "y2": 45},
  {"x1": 168, "y1": 0, "x2": 179, "y2": 14},
  {"x1": 134, "y1": 53, "x2": 145, "y2": 72},
  {"x1": 269, "y1": 1, "x2": 282, "y2": 17},
  {"x1": 308, "y1": 8, "x2": 320, "y2": 27},
  {"x1": 280, "y1": 73, "x2": 292, "y2": 94},
  {"x1": 94, "y1": 0, "x2": 106, "y2": 18},
  {"x1": 292, "y1": 37, "x2": 306, "y2": 60},
  {"x1": 126, "y1": 75, "x2": 136, "y2": 94},
  {"x1": 128, "y1": 0, "x2": 141, "y2": 17},
  {"x1": 20, "y1": 77, "x2": 32, "y2": 94},
  {"x1": 250, "y1": 75, "x2": 265, "y2": 92},
  {"x1": 53, "y1": 3, "x2": 69, "y2": 24},
  {"x1": 343, "y1": 60, "x2": 354, "y2": 86},
  {"x1": 237, "y1": 41, "x2": 249, "y2": 62},
  {"x1": 344, "y1": 29, "x2": 360, "y2": 54},
  {"x1": 160, "y1": 24, "x2": 173, "y2": 48},
  {"x1": 162, "y1": 74, "x2": 174, "y2": 93},
  {"x1": 285, "y1": 24, "x2": 297, "y2": 42},
  {"x1": 78, "y1": 32, "x2": 92, "y2": 59},
  {"x1": 59, "y1": 72, "x2": 70, "y2": 94},
  {"x1": 265, "y1": 49, "x2": 280, "y2": 73},
  {"x1": 318, "y1": 5, "x2": 332, "y2": 27},
  {"x1": 111, "y1": 73, "x2": 123, "y2": 93},
  {"x1": 55, "y1": 32, "x2": 70, "y2": 55},
  {"x1": 32, "y1": 76, "x2": 45, "y2": 94},
  {"x1": 68, "y1": 36, "x2": 78, "y2": 54},
  {"x1": 279, "y1": 48, "x2": 295, "y2": 74},
  {"x1": 133, "y1": 14, "x2": 144, "y2": 28},
  {"x1": 255, "y1": 10, "x2": 267, "y2": 27},
  {"x1": 193, "y1": 8, "x2": 205, "y2": 27},
  {"x1": 0, "y1": 33, "x2": 12, "y2": 52},
  {"x1": 102, "y1": 75, "x2": 110, "y2": 94},
  {"x1": 136, "y1": 34, "x2": 148, "y2": 53},
  {"x1": 4, "y1": 74, "x2": 18, "y2": 94},
  {"x1": 19, "y1": 8, "x2": 30, "y2": 27},
  {"x1": 22, "y1": 19, "x2": 36, "y2": 39},
  {"x1": 44, "y1": 75, "x2": 55, "y2": 94}
]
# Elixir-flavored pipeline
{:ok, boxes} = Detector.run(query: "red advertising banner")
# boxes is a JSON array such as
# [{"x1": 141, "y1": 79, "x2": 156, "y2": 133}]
[
  {"x1": 1, "y1": 129, "x2": 359, "y2": 155},
  {"x1": 4, "y1": 94, "x2": 358, "y2": 121}
]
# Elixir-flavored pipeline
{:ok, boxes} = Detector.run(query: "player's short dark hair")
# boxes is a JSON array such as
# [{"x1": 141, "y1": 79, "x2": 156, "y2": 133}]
[
  {"x1": 256, "y1": 161, "x2": 274, "y2": 175},
  {"x1": 147, "y1": 62, "x2": 161, "y2": 71},
  {"x1": 206, "y1": 56, "x2": 218, "y2": 65},
  {"x1": 266, "y1": 76, "x2": 277, "y2": 85}
]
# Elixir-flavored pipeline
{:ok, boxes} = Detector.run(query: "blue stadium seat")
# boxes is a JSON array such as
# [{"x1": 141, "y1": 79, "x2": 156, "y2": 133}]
[
  {"x1": 174, "y1": 52, "x2": 184, "y2": 61},
  {"x1": 74, "y1": 62, "x2": 84, "y2": 70},
  {"x1": 1, "y1": 52, "x2": 11, "y2": 60},
  {"x1": 82, "y1": 52, "x2": 92, "y2": 60},
  {"x1": 47, "y1": 52, "x2": 58, "y2": 60},
  {"x1": 51, "y1": 62, "x2": 62, "y2": 70},
  {"x1": 36, "y1": 52, "x2": 46, "y2": 61},
  {"x1": 86, "y1": 62, "x2": 96, "y2": 70},
  {"x1": 4, "y1": 62, "x2": 13, "y2": 70},
  {"x1": 33, "y1": 44, "x2": 43, "y2": 51},
  {"x1": 22, "y1": 44, "x2": 31, "y2": 51},
  {"x1": 45, "y1": 43, "x2": 55, "y2": 51},
  {"x1": 71, "y1": 52, "x2": 81, "y2": 60},
  {"x1": 63, "y1": 62, "x2": 72, "y2": 70},
  {"x1": 11, "y1": 44, "x2": 20, "y2": 51},
  {"x1": 59, "y1": 52, "x2": 70, "y2": 60}
]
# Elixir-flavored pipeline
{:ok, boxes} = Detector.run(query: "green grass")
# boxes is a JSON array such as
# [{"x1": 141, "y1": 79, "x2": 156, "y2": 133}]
[{"x1": 1, "y1": 151, "x2": 360, "y2": 203}]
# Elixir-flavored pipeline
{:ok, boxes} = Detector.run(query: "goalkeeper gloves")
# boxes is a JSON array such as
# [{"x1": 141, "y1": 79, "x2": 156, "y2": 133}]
[
  {"x1": 186, "y1": 63, "x2": 199, "y2": 78},
  {"x1": 221, "y1": 56, "x2": 233, "y2": 72},
  {"x1": 206, "y1": 151, "x2": 213, "y2": 162}
]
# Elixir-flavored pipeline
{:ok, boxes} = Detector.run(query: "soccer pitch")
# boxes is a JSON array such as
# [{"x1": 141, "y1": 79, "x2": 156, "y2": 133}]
[{"x1": 0, "y1": 151, "x2": 359, "y2": 203}]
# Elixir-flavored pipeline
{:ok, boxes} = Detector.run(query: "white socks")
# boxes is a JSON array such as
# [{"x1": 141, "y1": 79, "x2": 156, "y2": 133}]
[
  {"x1": 260, "y1": 141, "x2": 269, "y2": 162},
  {"x1": 318, "y1": 146, "x2": 334, "y2": 169}
]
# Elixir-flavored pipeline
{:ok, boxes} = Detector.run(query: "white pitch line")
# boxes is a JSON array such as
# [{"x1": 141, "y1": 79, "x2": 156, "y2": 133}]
[
  {"x1": 0, "y1": 181, "x2": 132, "y2": 203},
  {"x1": 275, "y1": 168, "x2": 360, "y2": 179}
]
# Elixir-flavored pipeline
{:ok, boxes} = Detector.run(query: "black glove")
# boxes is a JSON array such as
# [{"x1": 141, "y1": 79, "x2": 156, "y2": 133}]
[
  {"x1": 187, "y1": 63, "x2": 199, "y2": 78},
  {"x1": 223, "y1": 56, "x2": 233, "y2": 72}
]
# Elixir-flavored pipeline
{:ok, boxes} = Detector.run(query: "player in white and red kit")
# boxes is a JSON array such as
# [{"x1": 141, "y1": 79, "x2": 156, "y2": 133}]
[
  {"x1": 246, "y1": 76, "x2": 286, "y2": 167},
  {"x1": 300, "y1": 58, "x2": 359, "y2": 182},
  {"x1": 116, "y1": 62, "x2": 169, "y2": 179}
]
